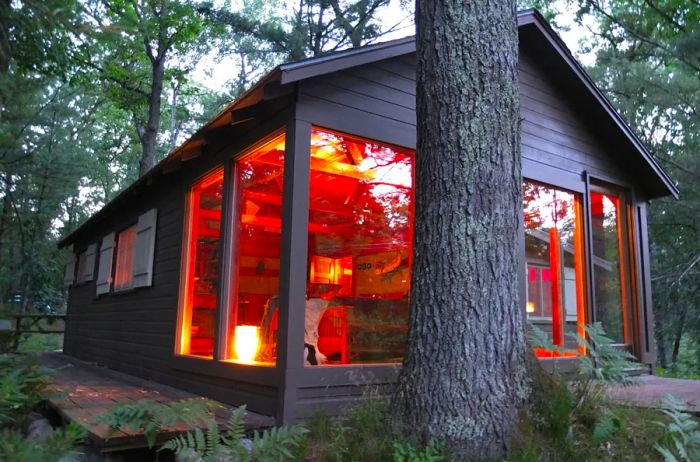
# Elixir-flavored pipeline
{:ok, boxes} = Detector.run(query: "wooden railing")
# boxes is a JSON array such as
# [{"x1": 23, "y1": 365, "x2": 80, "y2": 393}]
[{"x1": 10, "y1": 314, "x2": 66, "y2": 351}]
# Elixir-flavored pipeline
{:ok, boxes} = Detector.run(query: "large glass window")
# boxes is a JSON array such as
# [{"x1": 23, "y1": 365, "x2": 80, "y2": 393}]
[
  {"x1": 304, "y1": 127, "x2": 414, "y2": 365},
  {"x1": 523, "y1": 181, "x2": 586, "y2": 357},
  {"x1": 590, "y1": 188, "x2": 632, "y2": 345},
  {"x1": 224, "y1": 134, "x2": 286, "y2": 365},
  {"x1": 178, "y1": 169, "x2": 224, "y2": 358}
]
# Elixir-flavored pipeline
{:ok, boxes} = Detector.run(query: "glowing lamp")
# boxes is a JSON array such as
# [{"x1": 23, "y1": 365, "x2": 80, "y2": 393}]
[
  {"x1": 234, "y1": 325, "x2": 259, "y2": 363},
  {"x1": 526, "y1": 302, "x2": 535, "y2": 314}
]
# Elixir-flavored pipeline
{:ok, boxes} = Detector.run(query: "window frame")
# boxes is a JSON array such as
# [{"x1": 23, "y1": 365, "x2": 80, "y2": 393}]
[
  {"x1": 587, "y1": 181, "x2": 637, "y2": 348},
  {"x1": 522, "y1": 178, "x2": 589, "y2": 357},
  {"x1": 174, "y1": 166, "x2": 226, "y2": 359}
]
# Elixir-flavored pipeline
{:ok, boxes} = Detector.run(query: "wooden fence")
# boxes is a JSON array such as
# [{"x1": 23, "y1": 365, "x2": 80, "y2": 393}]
[{"x1": 4, "y1": 314, "x2": 66, "y2": 352}]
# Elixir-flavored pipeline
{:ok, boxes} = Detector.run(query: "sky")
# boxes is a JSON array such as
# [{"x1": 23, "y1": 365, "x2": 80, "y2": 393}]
[{"x1": 192, "y1": 1, "x2": 598, "y2": 92}]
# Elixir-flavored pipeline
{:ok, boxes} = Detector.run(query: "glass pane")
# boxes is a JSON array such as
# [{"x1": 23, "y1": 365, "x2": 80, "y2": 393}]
[
  {"x1": 178, "y1": 169, "x2": 224, "y2": 358},
  {"x1": 225, "y1": 134, "x2": 286, "y2": 365},
  {"x1": 306, "y1": 128, "x2": 414, "y2": 365},
  {"x1": 115, "y1": 227, "x2": 136, "y2": 291},
  {"x1": 590, "y1": 191, "x2": 629, "y2": 344},
  {"x1": 523, "y1": 181, "x2": 585, "y2": 357}
]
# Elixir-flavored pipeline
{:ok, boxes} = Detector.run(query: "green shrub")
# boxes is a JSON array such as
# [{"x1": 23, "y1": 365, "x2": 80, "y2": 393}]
[
  {"x1": 0, "y1": 422, "x2": 85, "y2": 462},
  {"x1": 391, "y1": 439, "x2": 444, "y2": 462},
  {"x1": 0, "y1": 355, "x2": 52, "y2": 427}
]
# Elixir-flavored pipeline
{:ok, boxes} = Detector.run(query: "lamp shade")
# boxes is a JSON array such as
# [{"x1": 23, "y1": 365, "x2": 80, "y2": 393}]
[{"x1": 234, "y1": 325, "x2": 259, "y2": 363}]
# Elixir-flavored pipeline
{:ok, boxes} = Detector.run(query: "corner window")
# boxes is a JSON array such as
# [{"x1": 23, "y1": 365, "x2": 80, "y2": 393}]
[
  {"x1": 178, "y1": 168, "x2": 224, "y2": 358},
  {"x1": 114, "y1": 226, "x2": 136, "y2": 291},
  {"x1": 523, "y1": 181, "x2": 586, "y2": 357},
  {"x1": 224, "y1": 134, "x2": 286, "y2": 365},
  {"x1": 590, "y1": 187, "x2": 633, "y2": 345},
  {"x1": 305, "y1": 127, "x2": 414, "y2": 365}
]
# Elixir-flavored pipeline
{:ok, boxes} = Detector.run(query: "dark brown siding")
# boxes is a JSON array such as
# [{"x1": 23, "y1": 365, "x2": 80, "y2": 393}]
[{"x1": 63, "y1": 109, "x2": 295, "y2": 418}]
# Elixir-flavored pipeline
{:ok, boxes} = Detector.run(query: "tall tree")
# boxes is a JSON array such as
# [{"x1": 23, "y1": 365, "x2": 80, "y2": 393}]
[
  {"x1": 77, "y1": 0, "x2": 212, "y2": 176},
  {"x1": 392, "y1": 0, "x2": 531, "y2": 459},
  {"x1": 200, "y1": 0, "x2": 412, "y2": 62}
]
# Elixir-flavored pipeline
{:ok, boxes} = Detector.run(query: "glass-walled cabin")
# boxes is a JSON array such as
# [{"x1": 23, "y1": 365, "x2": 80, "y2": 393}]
[{"x1": 175, "y1": 125, "x2": 641, "y2": 369}]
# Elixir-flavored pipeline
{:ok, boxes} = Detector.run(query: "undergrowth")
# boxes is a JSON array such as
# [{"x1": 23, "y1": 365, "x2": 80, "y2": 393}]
[
  {"x1": 0, "y1": 354, "x2": 86, "y2": 462},
  {"x1": 506, "y1": 323, "x2": 699, "y2": 462}
]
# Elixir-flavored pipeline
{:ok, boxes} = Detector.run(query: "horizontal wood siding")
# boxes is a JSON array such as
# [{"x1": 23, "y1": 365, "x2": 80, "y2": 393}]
[
  {"x1": 296, "y1": 55, "x2": 417, "y2": 149},
  {"x1": 519, "y1": 50, "x2": 635, "y2": 187},
  {"x1": 63, "y1": 111, "x2": 297, "y2": 419}
]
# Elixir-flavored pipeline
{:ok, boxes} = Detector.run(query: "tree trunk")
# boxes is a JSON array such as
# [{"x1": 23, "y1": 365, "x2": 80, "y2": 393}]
[
  {"x1": 169, "y1": 80, "x2": 180, "y2": 152},
  {"x1": 654, "y1": 305, "x2": 668, "y2": 368},
  {"x1": 391, "y1": 0, "x2": 529, "y2": 459},
  {"x1": 670, "y1": 307, "x2": 686, "y2": 366},
  {"x1": 138, "y1": 58, "x2": 165, "y2": 177}
]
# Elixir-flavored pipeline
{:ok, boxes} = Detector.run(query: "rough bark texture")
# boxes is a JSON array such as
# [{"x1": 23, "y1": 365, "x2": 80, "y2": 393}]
[{"x1": 392, "y1": 1, "x2": 531, "y2": 459}]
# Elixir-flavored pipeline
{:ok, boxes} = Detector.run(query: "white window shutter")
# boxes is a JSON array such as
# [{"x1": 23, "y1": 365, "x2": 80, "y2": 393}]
[
  {"x1": 82, "y1": 243, "x2": 98, "y2": 282},
  {"x1": 63, "y1": 246, "x2": 76, "y2": 287},
  {"x1": 132, "y1": 208, "x2": 158, "y2": 288},
  {"x1": 96, "y1": 232, "x2": 116, "y2": 295}
]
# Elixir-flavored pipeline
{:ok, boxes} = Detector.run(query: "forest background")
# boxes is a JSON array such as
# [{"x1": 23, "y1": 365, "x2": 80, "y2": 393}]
[{"x1": 1, "y1": 0, "x2": 698, "y2": 376}]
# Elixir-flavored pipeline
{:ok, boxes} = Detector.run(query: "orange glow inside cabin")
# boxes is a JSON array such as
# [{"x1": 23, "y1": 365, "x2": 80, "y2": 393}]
[
  {"x1": 179, "y1": 169, "x2": 224, "y2": 358},
  {"x1": 523, "y1": 181, "x2": 586, "y2": 358},
  {"x1": 589, "y1": 190, "x2": 631, "y2": 345},
  {"x1": 114, "y1": 226, "x2": 136, "y2": 291},
  {"x1": 178, "y1": 131, "x2": 619, "y2": 364}
]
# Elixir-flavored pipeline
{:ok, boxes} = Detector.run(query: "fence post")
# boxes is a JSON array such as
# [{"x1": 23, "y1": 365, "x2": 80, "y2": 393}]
[{"x1": 13, "y1": 315, "x2": 21, "y2": 352}]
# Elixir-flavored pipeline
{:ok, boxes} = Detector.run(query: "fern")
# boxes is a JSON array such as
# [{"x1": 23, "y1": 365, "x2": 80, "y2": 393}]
[
  {"x1": 95, "y1": 397, "x2": 219, "y2": 448},
  {"x1": 572, "y1": 322, "x2": 638, "y2": 386},
  {"x1": 162, "y1": 404, "x2": 308, "y2": 462},
  {"x1": 654, "y1": 394, "x2": 700, "y2": 462},
  {"x1": 248, "y1": 425, "x2": 309, "y2": 461},
  {"x1": 591, "y1": 409, "x2": 622, "y2": 444}
]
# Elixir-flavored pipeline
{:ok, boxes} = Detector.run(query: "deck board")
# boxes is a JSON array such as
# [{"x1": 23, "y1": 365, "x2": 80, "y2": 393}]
[{"x1": 40, "y1": 353, "x2": 275, "y2": 452}]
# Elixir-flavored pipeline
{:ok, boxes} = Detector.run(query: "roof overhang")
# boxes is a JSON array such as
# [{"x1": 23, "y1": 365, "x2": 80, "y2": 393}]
[{"x1": 59, "y1": 9, "x2": 677, "y2": 248}]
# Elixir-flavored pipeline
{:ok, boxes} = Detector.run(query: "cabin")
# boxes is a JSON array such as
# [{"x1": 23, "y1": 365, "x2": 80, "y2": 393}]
[{"x1": 59, "y1": 10, "x2": 678, "y2": 425}]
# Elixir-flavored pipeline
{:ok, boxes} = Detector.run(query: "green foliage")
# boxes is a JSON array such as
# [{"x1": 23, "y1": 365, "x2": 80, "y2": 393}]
[
  {"x1": 95, "y1": 397, "x2": 220, "y2": 448},
  {"x1": 391, "y1": 439, "x2": 444, "y2": 462},
  {"x1": 0, "y1": 422, "x2": 86, "y2": 462},
  {"x1": 654, "y1": 395, "x2": 700, "y2": 462},
  {"x1": 0, "y1": 354, "x2": 84, "y2": 461},
  {"x1": 0, "y1": 355, "x2": 51, "y2": 427},
  {"x1": 591, "y1": 409, "x2": 623, "y2": 444},
  {"x1": 162, "y1": 405, "x2": 308, "y2": 462},
  {"x1": 574, "y1": 322, "x2": 639, "y2": 387}
]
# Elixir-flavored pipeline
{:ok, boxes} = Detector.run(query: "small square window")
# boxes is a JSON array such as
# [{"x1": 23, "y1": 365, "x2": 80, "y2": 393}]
[{"x1": 114, "y1": 226, "x2": 136, "y2": 291}]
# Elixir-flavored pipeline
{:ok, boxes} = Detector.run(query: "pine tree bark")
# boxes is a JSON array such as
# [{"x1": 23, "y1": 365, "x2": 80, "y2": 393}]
[{"x1": 392, "y1": 1, "x2": 530, "y2": 459}]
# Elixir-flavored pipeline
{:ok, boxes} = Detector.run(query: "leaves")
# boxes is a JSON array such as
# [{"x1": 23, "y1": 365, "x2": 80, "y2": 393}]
[
  {"x1": 94, "y1": 397, "x2": 220, "y2": 448},
  {"x1": 161, "y1": 404, "x2": 309, "y2": 462},
  {"x1": 654, "y1": 394, "x2": 700, "y2": 461}
]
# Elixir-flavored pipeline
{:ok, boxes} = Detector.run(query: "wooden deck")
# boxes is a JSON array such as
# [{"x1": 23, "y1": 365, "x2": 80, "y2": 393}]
[
  {"x1": 608, "y1": 374, "x2": 700, "y2": 414},
  {"x1": 40, "y1": 353, "x2": 275, "y2": 453}
]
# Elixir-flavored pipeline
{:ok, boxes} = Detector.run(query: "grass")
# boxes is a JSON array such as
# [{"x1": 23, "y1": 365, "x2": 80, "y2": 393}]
[
  {"x1": 572, "y1": 405, "x2": 667, "y2": 462},
  {"x1": 17, "y1": 333, "x2": 63, "y2": 353}
]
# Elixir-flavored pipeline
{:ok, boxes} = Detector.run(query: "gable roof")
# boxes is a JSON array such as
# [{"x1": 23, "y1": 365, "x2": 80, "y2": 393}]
[{"x1": 59, "y1": 9, "x2": 677, "y2": 248}]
